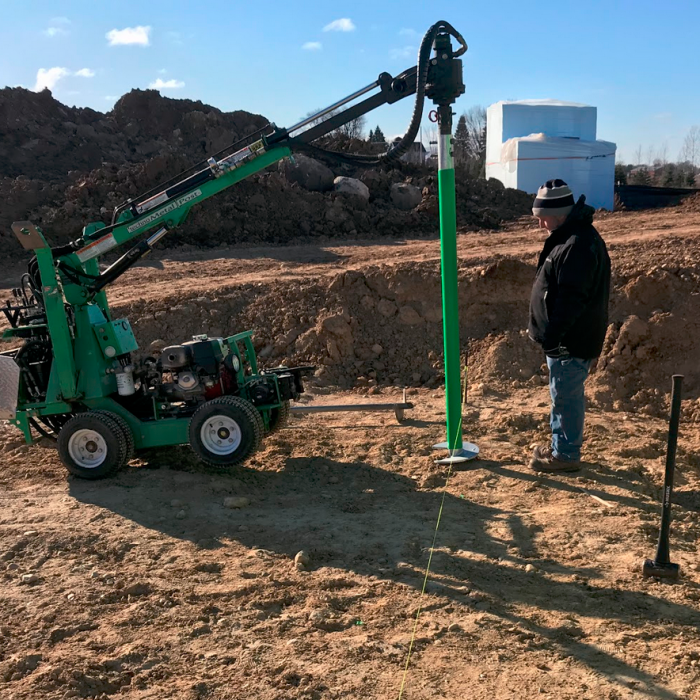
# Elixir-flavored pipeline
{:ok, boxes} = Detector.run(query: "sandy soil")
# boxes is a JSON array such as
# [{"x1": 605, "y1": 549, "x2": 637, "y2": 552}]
[{"x1": 2, "y1": 206, "x2": 700, "y2": 700}]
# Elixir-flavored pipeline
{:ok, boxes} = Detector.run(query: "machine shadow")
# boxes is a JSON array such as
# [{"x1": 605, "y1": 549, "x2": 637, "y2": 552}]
[{"x1": 69, "y1": 453, "x2": 696, "y2": 700}]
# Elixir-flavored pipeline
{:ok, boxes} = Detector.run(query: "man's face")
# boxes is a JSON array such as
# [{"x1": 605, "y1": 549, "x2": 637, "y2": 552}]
[{"x1": 536, "y1": 215, "x2": 566, "y2": 232}]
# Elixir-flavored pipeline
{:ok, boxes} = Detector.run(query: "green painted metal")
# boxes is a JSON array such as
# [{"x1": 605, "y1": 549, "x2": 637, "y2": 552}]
[
  {"x1": 10, "y1": 143, "x2": 295, "y2": 452},
  {"x1": 93, "y1": 318, "x2": 139, "y2": 359},
  {"x1": 64, "y1": 145, "x2": 291, "y2": 271},
  {"x1": 227, "y1": 331, "x2": 258, "y2": 376},
  {"x1": 437, "y1": 135, "x2": 463, "y2": 452},
  {"x1": 35, "y1": 246, "x2": 77, "y2": 401}
]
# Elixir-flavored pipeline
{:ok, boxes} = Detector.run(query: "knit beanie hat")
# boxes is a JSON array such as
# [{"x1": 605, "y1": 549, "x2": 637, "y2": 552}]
[{"x1": 532, "y1": 179, "x2": 575, "y2": 218}]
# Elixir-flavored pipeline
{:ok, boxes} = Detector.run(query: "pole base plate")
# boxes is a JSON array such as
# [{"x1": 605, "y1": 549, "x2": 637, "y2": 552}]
[
  {"x1": 642, "y1": 559, "x2": 680, "y2": 580},
  {"x1": 432, "y1": 441, "x2": 479, "y2": 464}
]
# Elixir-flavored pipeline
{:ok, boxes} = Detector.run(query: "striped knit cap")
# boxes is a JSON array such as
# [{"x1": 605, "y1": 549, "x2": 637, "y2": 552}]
[{"x1": 532, "y1": 179, "x2": 575, "y2": 218}]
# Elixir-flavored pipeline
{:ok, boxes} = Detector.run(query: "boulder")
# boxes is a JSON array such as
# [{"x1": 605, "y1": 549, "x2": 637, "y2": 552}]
[
  {"x1": 333, "y1": 176, "x2": 370, "y2": 201},
  {"x1": 390, "y1": 182, "x2": 422, "y2": 210},
  {"x1": 279, "y1": 154, "x2": 334, "y2": 192}
]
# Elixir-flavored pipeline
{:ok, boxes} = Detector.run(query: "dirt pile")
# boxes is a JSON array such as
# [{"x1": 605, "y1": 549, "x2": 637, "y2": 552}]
[
  {"x1": 681, "y1": 192, "x2": 700, "y2": 212},
  {"x1": 0, "y1": 87, "x2": 268, "y2": 180},
  {"x1": 0, "y1": 88, "x2": 533, "y2": 260},
  {"x1": 98, "y1": 230, "x2": 700, "y2": 420}
]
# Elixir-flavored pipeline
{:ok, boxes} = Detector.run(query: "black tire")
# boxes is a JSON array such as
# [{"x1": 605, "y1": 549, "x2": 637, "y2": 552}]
[
  {"x1": 57, "y1": 412, "x2": 129, "y2": 479},
  {"x1": 189, "y1": 396, "x2": 263, "y2": 467},
  {"x1": 267, "y1": 401, "x2": 291, "y2": 434},
  {"x1": 91, "y1": 410, "x2": 135, "y2": 463}
]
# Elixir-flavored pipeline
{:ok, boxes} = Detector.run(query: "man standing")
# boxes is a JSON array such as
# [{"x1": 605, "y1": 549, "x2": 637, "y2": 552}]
[{"x1": 528, "y1": 179, "x2": 611, "y2": 473}]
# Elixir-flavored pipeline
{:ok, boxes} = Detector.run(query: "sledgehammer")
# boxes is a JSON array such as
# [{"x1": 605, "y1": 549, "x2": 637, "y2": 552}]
[{"x1": 642, "y1": 374, "x2": 683, "y2": 581}]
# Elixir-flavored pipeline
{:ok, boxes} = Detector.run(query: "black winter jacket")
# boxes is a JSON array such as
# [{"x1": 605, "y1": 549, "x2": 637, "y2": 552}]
[{"x1": 528, "y1": 196, "x2": 611, "y2": 359}]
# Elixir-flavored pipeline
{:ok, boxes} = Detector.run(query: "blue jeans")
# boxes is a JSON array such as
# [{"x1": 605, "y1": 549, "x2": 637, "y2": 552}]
[{"x1": 546, "y1": 356, "x2": 592, "y2": 462}]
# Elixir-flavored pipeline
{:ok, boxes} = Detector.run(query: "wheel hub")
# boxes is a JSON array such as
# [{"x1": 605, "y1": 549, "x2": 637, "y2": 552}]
[
  {"x1": 68, "y1": 429, "x2": 108, "y2": 468},
  {"x1": 201, "y1": 416, "x2": 241, "y2": 455}
]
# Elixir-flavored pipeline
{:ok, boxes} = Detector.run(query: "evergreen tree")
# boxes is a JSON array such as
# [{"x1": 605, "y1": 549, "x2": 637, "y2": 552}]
[
  {"x1": 453, "y1": 114, "x2": 469, "y2": 164},
  {"x1": 629, "y1": 168, "x2": 652, "y2": 186},
  {"x1": 370, "y1": 125, "x2": 386, "y2": 143},
  {"x1": 614, "y1": 163, "x2": 628, "y2": 185},
  {"x1": 368, "y1": 128, "x2": 374, "y2": 142}
]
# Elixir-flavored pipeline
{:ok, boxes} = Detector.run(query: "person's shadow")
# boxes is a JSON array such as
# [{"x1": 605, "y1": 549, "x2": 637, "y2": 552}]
[{"x1": 69, "y1": 451, "x2": 697, "y2": 700}]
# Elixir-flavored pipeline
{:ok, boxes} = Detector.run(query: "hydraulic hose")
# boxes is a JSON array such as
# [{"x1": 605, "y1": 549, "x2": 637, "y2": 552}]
[{"x1": 291, "y1": 21, "x2": 467, "y2": 168}]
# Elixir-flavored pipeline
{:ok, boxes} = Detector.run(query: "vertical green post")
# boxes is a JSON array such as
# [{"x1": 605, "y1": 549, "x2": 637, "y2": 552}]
[{"x1": 437, "y1": 133, "x2": 462, "y2": 452}]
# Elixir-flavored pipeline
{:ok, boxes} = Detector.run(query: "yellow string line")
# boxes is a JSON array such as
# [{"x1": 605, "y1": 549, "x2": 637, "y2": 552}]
[{"x1": 397, "y1": 360, "x2": 469, "y2": 699}]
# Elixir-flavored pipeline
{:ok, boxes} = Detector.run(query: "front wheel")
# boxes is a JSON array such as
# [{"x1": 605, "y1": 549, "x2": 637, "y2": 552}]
[
  {"x1": 57, "y1": 411, "x2": 129, "y2": 479},
  {"x1": 189, "y1": 396, "x2": 263, "y2": 467}
]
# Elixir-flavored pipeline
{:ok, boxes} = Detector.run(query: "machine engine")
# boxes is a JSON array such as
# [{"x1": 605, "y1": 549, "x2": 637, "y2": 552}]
[{"x1": 158, "y1": 336, "x2": 228, "y2": 401}]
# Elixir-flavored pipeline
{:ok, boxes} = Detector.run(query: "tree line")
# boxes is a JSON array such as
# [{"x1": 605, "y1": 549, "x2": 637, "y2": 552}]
[{"x1": 617, "y1": 126, "x2": 699, "y2": 188}]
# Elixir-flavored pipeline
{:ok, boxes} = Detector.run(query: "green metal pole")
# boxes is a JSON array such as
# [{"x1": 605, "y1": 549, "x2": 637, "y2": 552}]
[{"x1": 437, "y1": 133, "x2": 463, "y2": 452}]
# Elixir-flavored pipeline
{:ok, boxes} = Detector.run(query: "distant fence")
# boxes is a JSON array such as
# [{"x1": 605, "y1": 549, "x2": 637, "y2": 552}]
[{"x1": 615, "y1": 185, "x2": 697, "y2": 210}]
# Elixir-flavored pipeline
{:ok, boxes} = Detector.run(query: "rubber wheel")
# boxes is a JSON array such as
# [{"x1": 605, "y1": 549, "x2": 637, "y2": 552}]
[
  {"x1": 57, "y1": 411, "x2": 129, "y2": 479},
  {"x1": 91, "y1": 410, "x2": 135, "y2": 462},
  {"x1": 189, "y1": 396, "x2": 263, "y2": 467},
  {"x1": 267, "y1": 401, "x2": 290, "y2": 434}
]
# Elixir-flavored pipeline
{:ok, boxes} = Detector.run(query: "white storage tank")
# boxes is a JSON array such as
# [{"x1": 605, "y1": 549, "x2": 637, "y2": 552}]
[{"x1": 485, "y1": 100, "x2": 616, "y2": 211}]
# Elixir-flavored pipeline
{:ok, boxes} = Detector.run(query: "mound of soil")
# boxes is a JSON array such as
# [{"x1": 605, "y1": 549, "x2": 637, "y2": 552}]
[{"x1": 0, "y1": 88, "x2": 533, "y2": 260}]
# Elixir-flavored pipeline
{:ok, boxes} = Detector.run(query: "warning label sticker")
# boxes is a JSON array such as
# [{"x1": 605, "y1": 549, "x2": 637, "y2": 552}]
[{"x1": 76, "y1": 233, "x2": 118, "y2": 263}]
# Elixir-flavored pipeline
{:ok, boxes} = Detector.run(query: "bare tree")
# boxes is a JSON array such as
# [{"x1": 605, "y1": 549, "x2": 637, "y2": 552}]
[
  {"x1": 656, "y1": 141, "x2": 669, "y2": 165},
  {"x1": 463, "y1": 106, "x2": 487, "y2": 161},
  {"x1": 646, "y1": 145, "x2": 655, "y2": 167},
  {"x1": 679, "y1": 126, "x2": 700, "y2": 168},
  {"x1": 302, "y1": 108, "x2": 366, "y2": 140},
  {"x1": 634, "y1": 144, "x2": 643, "y2": 165}
]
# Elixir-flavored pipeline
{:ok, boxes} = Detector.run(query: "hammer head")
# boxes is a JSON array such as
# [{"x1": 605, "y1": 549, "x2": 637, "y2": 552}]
[{"x1": 642, "y1": 559, "x2": 680, "y2": 580}]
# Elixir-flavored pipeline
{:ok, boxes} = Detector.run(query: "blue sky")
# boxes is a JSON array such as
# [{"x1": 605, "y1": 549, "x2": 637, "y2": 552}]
[{"x1": 1, "y1": 0, "x2": 699, "y2": 164}]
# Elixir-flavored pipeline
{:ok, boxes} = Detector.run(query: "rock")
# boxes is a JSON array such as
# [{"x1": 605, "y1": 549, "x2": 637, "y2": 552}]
[
  {"x1": 525, "y1": 564, "x2": 537, "y2": 573},
  {"x1": 308, "y1": 609, "x2": 327, "y2": 625},
  {"x1": 149, "y1": 339, "x2": 167, "y2": 354},
  {"x1": 371, "y1": 344, "x2": 383, "y2": 355},
  {"x1": 294, "y1": 550, "x2": 310, "y2": 570},
  {"x1": 390, "y1": 182, "x2": 423, "y2": 210},
  {"x1": 21, "y1": 573, "x2": 39, "y2": 584},
  {"x1": 224, "y1": 496, "x2": 250, "y2": 509},
  {"x1": 175, "y1": 510, "x2": 186, "y2": 520},
  {"x1": 279, "y1": 154, "x2": 334, "y2": 192},
  {"x1": 447, "y1": 623, "x2": 464, "y2": 633},
  {"x1": 333, "y1": 176, "x2": 370, "y2": 201},
  {"x1": 398, "y1": 306, "x2": 424, "y2": 325},
  {"x1": 377, "y1": 299, "x2": 397, "y2": 318}
]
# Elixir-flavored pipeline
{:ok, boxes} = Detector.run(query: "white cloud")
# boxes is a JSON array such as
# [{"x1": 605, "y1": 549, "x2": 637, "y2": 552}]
[
  {"x1": 323, "y1": 18, "x2": 355, "y2": 32},
  {"x1": 399, "y1": 28, "x2": 417, "y2": 37},
  {"x1": 390, "y1": 46, "x2": 415, "y2": 61},
  {"x1": 33, "y1": 67, "x2": 70, "y2": 92},
  {"x1": 106, "y1": 25, "x2": 151, "y2": 46},
  {"x1": 75, "y1": 68, "x2": 95, "y2": 78},
  {"x1": 43, "y1": 26, "x2": 67, "y2": 37},
  {"x1": 149, "y1": 78, "x2": 185, "y2": 90},
  {"x1": 302, "y1": 41, "x2": 322, "y2": 51}
]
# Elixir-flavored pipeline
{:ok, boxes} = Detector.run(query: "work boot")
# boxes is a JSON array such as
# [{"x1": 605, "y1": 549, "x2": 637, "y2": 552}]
[{"x1": 529, "y1": 445, "x2": 581, "y2": 473}]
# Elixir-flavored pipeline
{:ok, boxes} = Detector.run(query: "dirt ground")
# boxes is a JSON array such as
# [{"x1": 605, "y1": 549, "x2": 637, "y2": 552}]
[{"x1": 2, "y1": 205, "x2": 700, "y2": 700}]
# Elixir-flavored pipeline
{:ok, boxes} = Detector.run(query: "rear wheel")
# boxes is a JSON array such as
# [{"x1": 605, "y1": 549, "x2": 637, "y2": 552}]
[
  {"x1": 189, "y1": 396, "x2": 263, "y2": 467},
  {"x1": 57, "y1": 412, "x2": 129, "y2": 479},
  {"x1": 267, "y1": 401, "x2": 290, "y2": 434},
  {"x1": 91, "y1": 410, "x2": 135, "y2": 462}
]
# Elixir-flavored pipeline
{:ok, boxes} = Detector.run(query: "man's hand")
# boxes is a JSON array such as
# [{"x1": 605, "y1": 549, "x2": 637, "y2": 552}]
[{"x1": 544, "y1": 343, "x2": 571, "y2": 359}]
